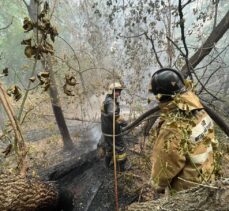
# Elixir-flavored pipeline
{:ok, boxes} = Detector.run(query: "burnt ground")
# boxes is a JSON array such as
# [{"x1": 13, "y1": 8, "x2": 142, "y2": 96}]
[
  {"x1": 39, "y1": 133, "x2": 141, "y2": 211},
  {"x1": 30, "y1": 121, "x2": 229, "y2": 211},
  {"x1": 2, "y1": 117, "x2": 228, "y2": 211},
  {"x1": 40, "y1": 131, "x2": 229, "y2": 211}
]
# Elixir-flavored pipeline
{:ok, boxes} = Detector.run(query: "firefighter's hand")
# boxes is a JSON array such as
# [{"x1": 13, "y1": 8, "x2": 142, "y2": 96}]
[
  {"x1": 117, "y1": 117, "x2": 128, "y2": 127},
  {"x1": 120, "y1": 120, "x2": 128, "y2": 127}
]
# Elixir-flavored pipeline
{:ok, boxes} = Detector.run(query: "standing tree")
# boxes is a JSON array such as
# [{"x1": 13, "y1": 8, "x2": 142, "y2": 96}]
[{"x1": 22, "y1": 0, "x2": 73, "y2": 150}]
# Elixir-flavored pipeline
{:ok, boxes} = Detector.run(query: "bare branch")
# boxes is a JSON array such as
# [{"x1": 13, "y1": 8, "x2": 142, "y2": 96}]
[
  {"x1": 0, "y1": 17, "x2": 13, "y2": 31},
  {"x1": 50, "y1": 0, "x2": 58, "y2": 20},
  {"x1": 0, "y1": 84, "x2": 27, "y2": 175},
  {"x1": 192, "y1": 68, "x2": 224, "y2": 102},
  {"x1": 178, "y1": 0, "x2": 192, "y2": 79},
  {"x1": 213, "y1": 0, "x2": 219, "y2": 29},
  {"x1": 182, "y1": 0, "x2": 195, "y2": 9},
  {"x1": 166, "y1": 36, "x2": 186, "y2": 57},
  {"x1": 198, "y1": 66, "x2": 221, "y2": 94},
  {"x1": 178, "y1": 1, "x2": 189, "y2": 57},
  {"x1": 118, "y1": 32, "x2": 145, "y2": 39},
  {"x1": 57, "y1": 35, "x2": 81, "y2": 72},
  {"x1": 168, "y1": 37, "x2": 224, "y2": 102},
  {"x1": 195, "y1": 44, "x2": 229, "y2": 70},
  {"x1": 57, "y1": 36, "x2": 90, "y2": 95},
  {"x1": 145, "y1": 33, "x2": 163, "y2": 68},
  {"x1": 80, "y1": 67, "x2": 113, "y2": 75},
  {"x1": 20, "y1": 107, "x2": 34, "y2": 124},
  {"x1": 22, "y1": 0, "x2": 30, "y2": 11},
  {"x1": 182, "y1": 10, "x2": 229, "y2": 78},
  {"x1": 18, "y1": 60, "x2": 38, "y2": 121}
]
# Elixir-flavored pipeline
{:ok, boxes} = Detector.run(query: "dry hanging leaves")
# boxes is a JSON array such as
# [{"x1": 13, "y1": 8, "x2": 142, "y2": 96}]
[
  {"x1": 23, "y1": 17, "x2": 34, "y2": 32},
  {"x1": 2, "y1": 68, "x2": 8, "y2": 76},
  {"x1": 37, "y1": 72, "x2": 50, "y2": 91},
  {"x1": 21, "y1": 1, "x2": 58, "y2": 60},
  {"x1": 7, "y1": 85, "x2": 22, "y2": 101},
  {"x1": 63, "y1": 84, "x2": 75, "y2": 96},
  {"x1": 65, "y1": 74, "x2": 77, "y2": 86},
  {"x1": 29, "y1": 76, "x2": 36, "y2": 82},
  {"x1": 63, "y1": 74, "x2": 78, "y2": 96}
]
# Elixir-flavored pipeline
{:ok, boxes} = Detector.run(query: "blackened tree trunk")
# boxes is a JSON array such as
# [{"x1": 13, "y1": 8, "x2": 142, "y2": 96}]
[{"x1": 45, "y1": 56, "x2": 73, "y2": 150}]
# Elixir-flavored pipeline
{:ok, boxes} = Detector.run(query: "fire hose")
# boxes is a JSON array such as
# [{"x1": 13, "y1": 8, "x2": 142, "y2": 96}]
[{"x1": 121, "y1": 103, "x2": 229, "y2": 137}]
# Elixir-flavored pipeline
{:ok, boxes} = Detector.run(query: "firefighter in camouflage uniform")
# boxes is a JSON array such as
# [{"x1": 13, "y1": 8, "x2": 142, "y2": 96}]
[
  {"x1": 148, "y1": 68, "x2": 219, "y2": 192},
  {"x1": 101, "y1": 82, "x2": 128, "y2": 172}
]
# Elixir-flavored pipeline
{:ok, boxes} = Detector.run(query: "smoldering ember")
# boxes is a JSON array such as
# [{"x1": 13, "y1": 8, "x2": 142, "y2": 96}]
[{"x1": 0, "y1": 1, "x2": 229, "y2": 210}]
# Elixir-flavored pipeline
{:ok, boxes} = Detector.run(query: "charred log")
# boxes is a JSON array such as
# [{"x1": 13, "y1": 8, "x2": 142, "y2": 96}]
[{"x1": 40, "y1": 149, "x2": 99, "y2": 181}]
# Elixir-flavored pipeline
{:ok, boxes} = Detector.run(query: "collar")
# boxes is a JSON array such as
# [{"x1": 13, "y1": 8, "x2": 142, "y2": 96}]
[{"x1": 159, "y1": 91, "x2": 203, "y2": 113}]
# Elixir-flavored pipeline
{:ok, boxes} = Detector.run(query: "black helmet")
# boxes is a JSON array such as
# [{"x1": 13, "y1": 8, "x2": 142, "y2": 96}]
[{"x1": 149, "y1": 68, "x2": 186, "y2": 102}]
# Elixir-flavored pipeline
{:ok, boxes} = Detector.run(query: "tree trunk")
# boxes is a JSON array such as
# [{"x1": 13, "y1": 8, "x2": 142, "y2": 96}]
[
  {"x1": 45, "y1": 56, "x2": 73, "y2": 150},
  {"x1": 127, "y1": 179, "x2": 229, "y2": 211},
  {"x1": 25, "y1": 0, "x2": 73, "y2": 150},
  {"x1": 182, "y1": 10, "x2": 229, "y2": 78},
  {"x1": 0, "y1": 174, "x2": 58, "y2": 211}
]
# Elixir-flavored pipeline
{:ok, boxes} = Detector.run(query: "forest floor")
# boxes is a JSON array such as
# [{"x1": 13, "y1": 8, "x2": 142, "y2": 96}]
[
  {"x1": 31, "y1": 124, "x2": 229, "y2": 211},
  {"x1": 1, "y1": 110, "x2": 229, "y2": 210}
]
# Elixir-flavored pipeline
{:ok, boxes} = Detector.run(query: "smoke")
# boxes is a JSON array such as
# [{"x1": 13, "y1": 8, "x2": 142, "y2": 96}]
[{"x1": 86, "y1": 124, "x2": 102, "y2": 150}]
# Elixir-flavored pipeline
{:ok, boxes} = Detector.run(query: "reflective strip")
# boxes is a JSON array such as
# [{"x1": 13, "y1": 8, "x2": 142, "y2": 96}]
[
  {"x1": 190, "y1": 115, "x2": 213, "y2": 142},
  {"x1": 103, "y1": 132, "x2": 122, "y2": 137},
  {"x1": 116, "y1": 153, "x2": 127, "y2": 161},
  {"x1": 189, "y1": 145, "x2": 213, "y2": 164}
]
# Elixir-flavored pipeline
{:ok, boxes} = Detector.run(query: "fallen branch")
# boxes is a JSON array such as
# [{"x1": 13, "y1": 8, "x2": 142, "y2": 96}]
[
  {"x1": 127, "y1": 178, "x2": 229, "y2": 211},
  {"x1": 0, "y1": 83, "x2": 27, "y2": 175}
]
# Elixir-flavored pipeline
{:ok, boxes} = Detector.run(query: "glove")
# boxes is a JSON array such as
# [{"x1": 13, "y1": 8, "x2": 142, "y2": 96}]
[
  {"x1": 117, "y1": 116, "x2": 128, "y2": 127},
  {"x1": 120, "y1": 120, "x2": 128, "y2": 127}
]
